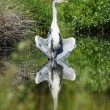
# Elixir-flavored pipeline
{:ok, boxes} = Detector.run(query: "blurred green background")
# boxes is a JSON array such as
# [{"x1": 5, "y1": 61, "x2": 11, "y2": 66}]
[{"x1": 0, "y1": 0, "x2": 110, "y2": 110}]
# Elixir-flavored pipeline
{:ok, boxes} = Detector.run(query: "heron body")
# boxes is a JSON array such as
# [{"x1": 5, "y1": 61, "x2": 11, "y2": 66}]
[
  {"x1": 35, "y1": 0, "x2": 76, "y2": 60},
  {"x1": 48, "y1": 0, "x2": 64, "y2": 59}
]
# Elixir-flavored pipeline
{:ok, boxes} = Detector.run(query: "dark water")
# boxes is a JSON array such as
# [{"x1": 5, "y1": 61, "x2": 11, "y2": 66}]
[{"x1": 0, "y1": 59, "x2": 110, "y2": 110}]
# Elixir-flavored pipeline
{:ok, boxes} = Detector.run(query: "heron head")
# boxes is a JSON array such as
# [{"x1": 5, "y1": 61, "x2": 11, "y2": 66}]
[{"x1": 53, "y1": 0, "x2": 67, "y2": 3}]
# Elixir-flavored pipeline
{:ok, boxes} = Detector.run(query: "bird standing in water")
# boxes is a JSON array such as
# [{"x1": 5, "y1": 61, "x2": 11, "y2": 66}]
[
  {"x1": 48, "y1": 0, "x2": 67, "y2": 59},
  {"x1": 35, "y1": 0, "x2": 76, "y2": 60}
]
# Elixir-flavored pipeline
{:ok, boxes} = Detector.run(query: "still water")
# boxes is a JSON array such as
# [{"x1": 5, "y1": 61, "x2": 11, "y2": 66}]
[
  {"x1": 0, "y1": 58, "x2": 110, "y2": 110},
  {"x1": 35, "y1": 60, "x2": 76, "y2": 110}
]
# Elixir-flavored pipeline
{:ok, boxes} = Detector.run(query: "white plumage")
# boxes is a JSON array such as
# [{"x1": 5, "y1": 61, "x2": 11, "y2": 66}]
[
  {"x1": 35, "y1": 0, "x2": 76, "y2": 60},
  {"x1": 48, "y1": 0, "x2": 65, "y2": 59}
]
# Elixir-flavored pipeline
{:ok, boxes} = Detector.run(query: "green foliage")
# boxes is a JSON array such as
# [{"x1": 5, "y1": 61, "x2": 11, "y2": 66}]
[
  {"x1": 0, "y1": 0, "x2": 109, "y2": 93},
  {"x1": 21, "y1": 0, "x2": 110, "y2": 37},
  {"x1": 22, "y1": 0, "x2": 52, "y2": 36},
  {"x1": 59, "y1": 0, "x2": 110, "y2": 36},
  {"x1": 68, "y1": 37, "x2": 110, "y2": 92},
  {"x1": 0, "y1": 0, "x2": 110, "y2": 110}
]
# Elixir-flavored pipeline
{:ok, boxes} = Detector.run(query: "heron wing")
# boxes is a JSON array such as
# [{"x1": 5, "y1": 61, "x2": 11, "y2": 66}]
[
  {"x1": 35, "y1": 61, "x2": 51, "y2": 84},
  {"x1": 57, "y1": 60, "x2": 76, "y2": 81},
  {"x1": 35, "y1": 35, "x2": 51, "y2": 58},
  {"x1": 56, "y1": 37, "x2": 76, "y2": 60}
]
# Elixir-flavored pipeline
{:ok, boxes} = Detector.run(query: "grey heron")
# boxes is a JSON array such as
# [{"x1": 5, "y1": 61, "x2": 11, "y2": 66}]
[
  {"x1": 35, "y1": 0, "x2": 76, "y2": 60},
  {"x1": 48, "y1": 0, "x2": 68, "y2": 59}
]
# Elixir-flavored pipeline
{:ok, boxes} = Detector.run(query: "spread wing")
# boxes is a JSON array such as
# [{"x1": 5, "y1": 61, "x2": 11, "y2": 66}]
[
  {"x1": 35, "y1": 35, "x2": 51, "y2": 58},
  {"x1": 35, "y1": 61, "x2": 51, "y2": 84},
  {"x1": 56, "y1": 37, "x2": 76, "y2": 60},
  {"x1": 57, "y1": 60, "x2": 76, "y2": 81}
]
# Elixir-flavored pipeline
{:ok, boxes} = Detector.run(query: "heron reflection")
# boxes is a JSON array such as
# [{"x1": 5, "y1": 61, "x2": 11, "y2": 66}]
[{"x1": 35, "y1": 60, "x2": 76, "y2": 110}]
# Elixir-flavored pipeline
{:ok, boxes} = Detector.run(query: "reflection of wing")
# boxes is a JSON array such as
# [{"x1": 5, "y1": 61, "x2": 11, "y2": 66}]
[
  {"x1": 35, "y1": 61, "x2": 51, "y2": 84},
  {"x1": 35, "y1": 59, "x2": 76, "y2": 84},
  {"x1": 56, "y1": 37, "x2": 76, "y2": 60},
  {"x1": 35, "y1": 35, "x2": 51, "y2": 58},
  {"x1": 57, "y1": 60, "x2": 76, "y2": 81}
]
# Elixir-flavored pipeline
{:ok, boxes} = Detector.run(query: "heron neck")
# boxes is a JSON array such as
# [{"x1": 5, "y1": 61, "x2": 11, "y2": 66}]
[{"x1": 52, "y1": 2, "x2": 57, "y2": 23}]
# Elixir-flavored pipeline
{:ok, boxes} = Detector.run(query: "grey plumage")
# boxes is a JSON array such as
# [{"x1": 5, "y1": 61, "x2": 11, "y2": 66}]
[{"x1": 35, "y1": 0, "x2": 76, "y2": 60}]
